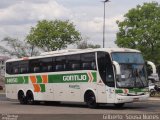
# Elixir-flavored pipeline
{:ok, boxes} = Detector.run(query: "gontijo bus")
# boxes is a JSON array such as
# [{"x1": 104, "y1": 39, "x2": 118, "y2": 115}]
[{"x1": 5, "y1": 48, "x2": 158, "y2": 108}]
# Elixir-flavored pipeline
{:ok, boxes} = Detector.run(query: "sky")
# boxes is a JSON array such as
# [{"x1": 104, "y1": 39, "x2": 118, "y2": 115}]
[{"x1": 0, "y1": 0, "x2": 159, "y2": 48}]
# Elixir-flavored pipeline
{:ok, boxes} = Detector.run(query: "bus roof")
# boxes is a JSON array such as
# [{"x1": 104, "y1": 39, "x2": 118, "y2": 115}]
[{"x1": 6, "y1": 48, "x2": 140, "y2": 62}]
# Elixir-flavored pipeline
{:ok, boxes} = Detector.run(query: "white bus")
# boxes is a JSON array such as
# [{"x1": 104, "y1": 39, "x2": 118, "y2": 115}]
[{"x1": 5, "y1": 48, "x2": 158, "y2": 108}]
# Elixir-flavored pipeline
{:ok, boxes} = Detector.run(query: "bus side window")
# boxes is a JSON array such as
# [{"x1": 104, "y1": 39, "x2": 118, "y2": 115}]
[
  {"x1": 6, "y1": 62, "x2": 12, "y2": 74},
  {"x1": 29, "y1": 59, "x2": 40, "y2": 73},
  {"x1": 56, "y1": 65, "x2": 65, "y2": 71},
  {"x1": 40, "y1": 57, "x2": 52, "y2": 72},
  {"x1": 48, "y1": 65, "x2": 52, "y2": 71},
  {"x1": 82, "y1": 63, "x2": 91, "y2": 70},
  {"x1": 72, "y1": 63, "x2": 80, "y2": 70},
  {"x1": 91, "y1": 62, "x2": 96, "y2": 70},
  {"x1": 19, "y1": 61, "x2": 29, "y2": 74},
  {"x1": 14, "y1": 68, "x2": 19, "y2": 74},
  {"x1": 11, "y1": 62, "x2": 19, "y2": 74},
  {"x1": 81, "y1": 52, "x2": 96, "y2": 70},
  {"x1": 34, "y1": 67, "x2": 40, "y2": 73},
  {"x1": 66, "y1": 54, "x2": 81, "y2": 71},
  {"x1": 55, "y1": 56, "x2": 66, "y2": 72}
]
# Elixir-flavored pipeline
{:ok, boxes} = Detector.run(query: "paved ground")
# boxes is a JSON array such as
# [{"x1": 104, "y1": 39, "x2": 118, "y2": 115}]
[{"x1": 0, "y1": 94, "x2": 160, "y2": 120}]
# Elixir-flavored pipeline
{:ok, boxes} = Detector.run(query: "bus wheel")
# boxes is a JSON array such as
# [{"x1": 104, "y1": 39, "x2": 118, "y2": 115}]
[
  {"x1": 114, "y1": 103, "x2": 125, "y2": 108},
  {"x1": 84, "y1": 91, "x2": 98, "y2": 108},
  {"x1": 26, "y1": 91, "x2": 34, "y2": 105},
  {"x1": 18, "y1": 91, "x2": 27, "y2": 104}
]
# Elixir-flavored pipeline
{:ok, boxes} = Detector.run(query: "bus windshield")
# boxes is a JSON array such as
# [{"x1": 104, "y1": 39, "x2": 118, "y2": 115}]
[{"x1": 112, "y1": 52, "x2": 148, "y2": 88}]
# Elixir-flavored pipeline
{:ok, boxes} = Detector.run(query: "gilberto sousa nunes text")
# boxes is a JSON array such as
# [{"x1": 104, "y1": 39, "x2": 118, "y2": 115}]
[{"x1": 103, "y1": 114, "x2": 159, "y2": 120}]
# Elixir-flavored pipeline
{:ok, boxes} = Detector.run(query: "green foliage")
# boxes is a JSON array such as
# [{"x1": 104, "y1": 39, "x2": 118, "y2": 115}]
[
  {"x1": 26, "y1": 20, "x2": 82, "y2": 51},
  {"x1": 0, "y1": 37, "x2": 39, "y2": 58},
  {"x1": 77, "y1": 40, "x2": 101, "y2": 49},
  {"x1": 116, "y1": 2, "x2": 160, "y2": 65}
]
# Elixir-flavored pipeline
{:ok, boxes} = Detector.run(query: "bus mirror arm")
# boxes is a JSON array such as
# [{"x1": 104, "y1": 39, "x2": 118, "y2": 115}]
[
  {"x1": 113, "y1": 61, "x2": 121, "y2": 75},
  {"x1": 147, "y1": 61, "x2": 159, "y2": 81}
]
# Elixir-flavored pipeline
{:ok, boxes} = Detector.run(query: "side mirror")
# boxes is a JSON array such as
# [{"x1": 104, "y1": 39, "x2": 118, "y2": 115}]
[
  {"x1": 147, "y1": 61, "x2": 159, "y2": 81},
  {"x1": 113, "y1": 61, "x2": 121, "y2": 75}
]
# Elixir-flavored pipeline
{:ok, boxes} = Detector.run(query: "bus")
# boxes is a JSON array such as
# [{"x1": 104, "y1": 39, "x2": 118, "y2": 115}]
[{"x1": 5, "y1": 48, "x2": 158, "y2": 108}]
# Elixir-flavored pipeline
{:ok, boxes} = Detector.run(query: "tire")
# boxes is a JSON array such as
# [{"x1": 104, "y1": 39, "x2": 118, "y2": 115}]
[
  {"x1": 18, "y1": 91, "x2": 27, "y2": 104},
  {"x1": 114, "y1": 103, "x2": 125, "y2": 108},
  {"x1": 84, "y1": 91, "x2": 98, "y2": 108},
  {"x1": 150, "y1": 90, "x2": 156, "y2": 97},
  {"x1": 26, "y1": 91, "x2": 34, "y2": 105}
]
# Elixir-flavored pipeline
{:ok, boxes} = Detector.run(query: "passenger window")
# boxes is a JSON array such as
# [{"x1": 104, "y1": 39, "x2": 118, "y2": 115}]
[
  {"x1": 19, "y1": 61, "x2": 29, "y2": 74},
  {"x1": 55, "y1": 56, "x2": 66, "y2": 71},
  {"x1": 81, "y1": 53, "x2": 96, "y2": 70},
  {"x1": 29, "y1": 59, "x2": 40, "y2": 73},
  {"x1": 40, "y1": 58, "x2": 52, "y2": 72},
  {"x1": 11, "y1": 62, "x2": 19, "y2": 74},
  {"x1": 67, "y1": 54, "x2": 81, "y2": 71},
  {"x1": 82, "y1": 63, "x2": 91, "y2": 70},
  {"x1": 72, "y1": 63, "x2": 80, "y2": 70}
]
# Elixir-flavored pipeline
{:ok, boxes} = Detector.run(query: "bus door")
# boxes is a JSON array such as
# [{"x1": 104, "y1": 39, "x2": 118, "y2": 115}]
[{"x1": 97, "y1": 52, "x2": 115, "y2": 103}]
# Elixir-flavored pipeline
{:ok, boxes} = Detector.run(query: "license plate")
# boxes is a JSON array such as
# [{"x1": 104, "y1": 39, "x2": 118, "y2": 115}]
[{"x1": 133, "y1": 98, "x2": 139, "y2": 102}]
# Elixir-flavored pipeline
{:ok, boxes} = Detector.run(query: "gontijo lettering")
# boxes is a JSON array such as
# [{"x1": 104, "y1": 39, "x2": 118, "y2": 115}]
[{"x1": 63, "y1": 75, "x2": 87, "y2": 81}]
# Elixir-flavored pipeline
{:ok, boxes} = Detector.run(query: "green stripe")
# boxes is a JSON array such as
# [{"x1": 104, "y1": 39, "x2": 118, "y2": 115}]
[
  {"x1": 23, "y1": 76, "x2": 29, "y2": 83},
  {"x1": 115, "y1": 89, "x2": 123, "y2": 93},
  {"x1": 115, "y1": 88, "x2": 149, "y2": 94},
  {"x1": 40, "y1": 84, "x2": 45, "y2": 92},
  {"x1": 36, "y1": 76, "x2": 42, "y2": 83},
  {"x1": 5, "y1": 72, "x2": 97, "y2": 84},
  {"x1": 5, "y1": 76, "x2": 29, "y2": 84},
  {"x1": 48, "y1": 72, "x2": 97, "y2": 83}
]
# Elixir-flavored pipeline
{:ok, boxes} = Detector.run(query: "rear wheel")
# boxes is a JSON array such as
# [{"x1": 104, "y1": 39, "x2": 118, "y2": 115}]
[
  {"x1": 84, "y1": 91, "x2": 98, "y2": 108},
  {"x1": 18, "y1": 91, "x2": 27, "y2": 104},
  {"x1": 114, "y1": 103, "x2": 125, "y2": 108},
  {"x1": 26, "y1": 91, "x2": 34, "y2": 105}
]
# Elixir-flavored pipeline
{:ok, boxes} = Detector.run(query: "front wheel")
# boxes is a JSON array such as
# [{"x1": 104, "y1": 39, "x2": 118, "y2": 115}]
[
  {"x1": 114, "y1": 103, "x2": 125, "y2": 108},
  {"x1": 85, "y1": 91, "x2": 98, "y2": 108}
]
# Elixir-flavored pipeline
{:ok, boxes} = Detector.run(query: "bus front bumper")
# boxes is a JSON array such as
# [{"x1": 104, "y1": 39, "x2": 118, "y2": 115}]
[{"x1": 115, "y1": 93, "x2": 149, "y2": 103}]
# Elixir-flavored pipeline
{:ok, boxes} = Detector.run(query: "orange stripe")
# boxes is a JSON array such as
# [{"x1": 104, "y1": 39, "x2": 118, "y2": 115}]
[
  {"x1": 42, "y1": 75, "x2": 48, "y2": 83},
  {"x1": 33, "y1": 84, "x2": 41, "y2": 92},
  {"x1": 89, "y1": 72, "x2": 93, "y2": 82},
  {"x1": 30, "y1": 76, "x2": 37, "y2": 83},
  {"x1": 87, "y1": 72, "x2": 92, "y2": 82}
]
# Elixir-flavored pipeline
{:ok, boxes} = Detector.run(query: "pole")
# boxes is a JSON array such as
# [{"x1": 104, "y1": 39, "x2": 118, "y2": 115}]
[
  {"x1": 102, "y1": 0, "x2": 110, "y2": 48},
  {"x1": 103, "y1": 1, "x2": 106, "y2": 48}
]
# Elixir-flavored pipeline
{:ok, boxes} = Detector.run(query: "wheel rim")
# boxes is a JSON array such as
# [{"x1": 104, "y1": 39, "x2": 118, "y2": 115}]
[
  {"x1": 86, "y1": 92, "x2": 96, "y2": 107},
  {"x1": 27, "y1": 92, "x2": 34, "y2": 104},
  {"x1": 18, "y1": 92, "x2": 26, "y2": 104}
]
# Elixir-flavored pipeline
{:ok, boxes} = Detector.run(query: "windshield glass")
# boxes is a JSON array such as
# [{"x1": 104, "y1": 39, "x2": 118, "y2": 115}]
[{"x1": 112, "y1": 52, "x2": 148, "y2": 88}]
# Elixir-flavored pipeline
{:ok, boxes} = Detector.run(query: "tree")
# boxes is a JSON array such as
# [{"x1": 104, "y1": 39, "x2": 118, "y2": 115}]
[
  {"x1": 26, "y1": 20, "x2": 82, "y2": 51},
  {"x1": 77, "y1": 40, "x2": 101, "y2": 49},
  {"x1": 0, "y1": 37, "x2": 39, "y2": 58},
  {"x1": 116, "y1": 2, "x2": 160, "y2": 65}
]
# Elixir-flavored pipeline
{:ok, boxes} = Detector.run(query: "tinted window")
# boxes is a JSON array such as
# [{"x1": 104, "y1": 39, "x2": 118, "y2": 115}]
[
  {"x1": 81, "y1": 53, "x2": 96, "y2": 70},
  {"x1": 19, "y1": 61, "x2": 29, "y2": 74},
  {"x1": 6, "y1": 62, "x2": 12, "y2": 74},
  {"x1": 97, "y1": 52, "x2": 114, "y2": 87},
  {"x1": 29, "y1": 59, "x2": 40, "y2": 73},
  {"x1": 67, "y1": 54, "x2": 81, "y2": 71},
  {"x1": 40, "y1": 58, "x2": 52, "y2": 72},
  {"x1": 55, "y1": 56, "x2": 66, "y2": 71}
]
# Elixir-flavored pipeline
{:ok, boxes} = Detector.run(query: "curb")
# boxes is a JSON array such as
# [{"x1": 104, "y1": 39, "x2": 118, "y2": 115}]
[{"x1": 148, "y1": 97, "x2": 160, "y2": 101}]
